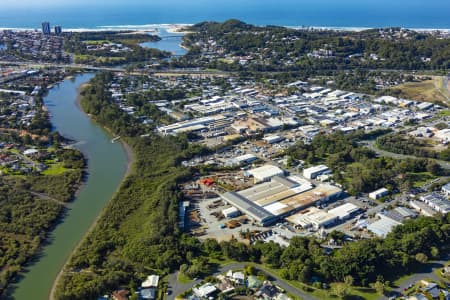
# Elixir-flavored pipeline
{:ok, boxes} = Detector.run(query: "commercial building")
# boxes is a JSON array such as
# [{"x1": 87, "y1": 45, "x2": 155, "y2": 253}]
[
  {"x1": 263, "y1": 134, "x2": 284, "y2": 144},
  {"x1": 225, "y1": 153, "x2": 257, "y2": 167},
  {"x1": 222, "y1": 206, "x2": 241, "y2": 218},
  {"x1": 264, "y1": 184, "x2": 341, "y2": 217},
  {"x1": 367, "y1": 214, "x2": 402, "y2": 237},
  {"x1": 41, "y1": 22, "x2": 51, "y2": 35},
  {"x1": 327, "y1": 203, "x2": 360, "y2": 220},
  {"x1": 369, "y1": 188, "x2": 389, "y2": 200},
  {"x1": 410, "y1": 200, "x2": 436, "y2": 217},
  {"x1": 220, "y1": 191, "x2": 277, "y2": 226},
  {"x1": 54, "y1": 26, "x2": 62, "y2": 35},
  {"x1": 435, "y1": 129, "x2": 450, "y2": 142},
  {"x1": 157, "y1": 115, "x2": 226, "y2": 135},
  {"x1": 220, "y1": 175, "x2": 341, "y2": 226},
  {"x1": 417, "y1": 102, "x2": 434, "y2": 110},
  {"x1": 247, "y1": 165, "x2": 285, "y2": 183},
  {"x1": 419, "y1": 193, "x2": 450, "y2": 214},
  {"x1": 392, "y1": 206, "x2": 417, "y2": 219},
  {"x1": 232, "y1": 117, "x2": 270, "y2": 134},
  {"x1": 239, "y1": 175, "x2": 311, "y2": 205},
  {"x1": 286, "y1": 207, "x2": 338, "y2": 229},
  {"x1": 442, "y1": 182, "x2": 450, "y2": 196},
  {"x1": 303, "y1": 165, "x2": 331, "y2": 179}
]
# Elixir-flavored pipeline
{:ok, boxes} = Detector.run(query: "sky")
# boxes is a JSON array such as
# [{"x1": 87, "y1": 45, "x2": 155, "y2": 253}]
[
  {"x1": 3, "y1": 0, "x2": 441, "y2": 6},
  {"x1": 2, "y1": 0, "x2": 446, "y2": 10}
]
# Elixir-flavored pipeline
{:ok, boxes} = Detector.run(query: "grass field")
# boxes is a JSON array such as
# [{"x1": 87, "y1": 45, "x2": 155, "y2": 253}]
[
  {"x1": 75, "y1": 54, "x2": 126, "y2": 65},
  {"x1": 74, "y1": 54, "x2": 93, "y2": 63},
  {"x1": 41, "y1": 163, "x2": 68, "y2": 176},
  {"x1": 217, "y1": 58, "x2": 234, "y2": 64},
  {"x1": 392, "y1": 78, "x2": 450, "y2": 104},
  {"x1": 177, "y1": 272, "x2": 193, "y2": 284},
  {"x1": 83, "y1": 40, "x2": 111, "y2": 45},
  {"x1": 208, "y1": 257, "x2": 237, "y2": 267},
  {"x1": 409, "y1": 172, "x2": 438, "y2": 188},
  {"x1": 439, "y1": 110, "x2": 450, "y2": 117}
]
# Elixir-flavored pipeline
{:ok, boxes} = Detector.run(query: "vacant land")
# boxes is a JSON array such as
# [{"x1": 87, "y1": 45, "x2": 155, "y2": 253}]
[{"x1": 392, "y1": 77, "x2": 450, "y2": 104}]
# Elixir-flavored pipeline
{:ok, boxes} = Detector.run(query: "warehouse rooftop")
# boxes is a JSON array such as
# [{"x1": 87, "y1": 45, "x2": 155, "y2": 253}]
[{"x1": 220, "y1": 191, "x2": 276, "y2": 225}]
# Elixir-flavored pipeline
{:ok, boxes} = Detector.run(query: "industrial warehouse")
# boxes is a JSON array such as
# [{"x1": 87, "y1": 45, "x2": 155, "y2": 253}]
[
  {"x1": 220, "y1": 174, "x2": 343, "y2": 226},
  {"x1": 286, "y1": 203, "x2": 361, "y2": 230}
]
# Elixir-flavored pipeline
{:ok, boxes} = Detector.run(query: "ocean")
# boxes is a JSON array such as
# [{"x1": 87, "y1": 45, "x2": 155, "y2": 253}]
[{"x1": 2, "y1": 0, "x2": 450, "y2": 30}]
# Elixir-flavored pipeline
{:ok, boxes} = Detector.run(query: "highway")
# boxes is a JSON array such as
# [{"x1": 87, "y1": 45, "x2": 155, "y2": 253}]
[
  {"x1": 3, "y1": 60, "x2": 435, "y2": 78},
  {"x1": 0, "y1": 60, "x2": 231, "y2": 77}
]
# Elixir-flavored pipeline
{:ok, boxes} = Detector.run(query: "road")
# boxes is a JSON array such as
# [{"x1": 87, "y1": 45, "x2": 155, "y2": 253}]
[
  {"x1": 167, "y1": 263, "x2": 318, "y2": 300},
  {"x1": 363, "y1": 140, "x2": 450, "y2": 170},
  {"x1": 0, "y1": 60, "x2": 231, "y2": 77},
  {"x1": 380, "y1": 254, "x2": 450, "y2": 300},
  {"x1": 445, "y1": 75, "x2": 450, "y2": 100},
  {"x1": 3, "y1": 60, "x2": 441, "y2": 79}
]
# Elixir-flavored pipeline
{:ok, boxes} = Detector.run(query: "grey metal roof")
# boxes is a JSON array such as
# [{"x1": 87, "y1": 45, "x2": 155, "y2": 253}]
[
  {"x1": 221, "y1": 191, "x2": 275, "y2": 223},
  {"x1": 367, "y1": 218, "x2": 401, "y2": 237},
  {"x1": 442, "y1": 182, "x2": 450, "y2": 191}
]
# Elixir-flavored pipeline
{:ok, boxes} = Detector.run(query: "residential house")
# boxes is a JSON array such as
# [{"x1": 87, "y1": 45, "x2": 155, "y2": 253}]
[{"x1": 255, "y1": 283, "x2": 279, "y2": 300}]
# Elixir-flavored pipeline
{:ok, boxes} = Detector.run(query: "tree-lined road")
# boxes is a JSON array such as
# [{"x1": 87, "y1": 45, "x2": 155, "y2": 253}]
[
  {"x1": 382, "y1": 254, "x2": 450, "y2": 300},
  {"x1": 167, "y1": 263, "x2": 318, "y2": 300},
  {"x1": 363, "y1": 140, "x2": 450, "y2": 170}
]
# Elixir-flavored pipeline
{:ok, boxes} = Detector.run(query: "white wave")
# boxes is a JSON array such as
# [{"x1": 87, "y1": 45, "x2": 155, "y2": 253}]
[
  {"x1": 1, "y1": 23, "x2": 449, "y2": 33},
  {"x1": 95, "y1": 23, "x2": 193, "y2": 30},
  {"x1": 288, "y1": 25, "x2": 450, "y2": 32}
]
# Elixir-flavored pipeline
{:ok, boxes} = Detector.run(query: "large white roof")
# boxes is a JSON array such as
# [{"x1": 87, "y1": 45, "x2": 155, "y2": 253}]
[
  {"x1": 248, "y1": 165, "x2": 284, "y2": 181},
  {"x1": 328, "y1": 203, "x2": 359, "y2": 219}
]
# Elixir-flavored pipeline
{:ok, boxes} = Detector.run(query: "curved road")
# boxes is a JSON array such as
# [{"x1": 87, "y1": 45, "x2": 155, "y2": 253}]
[
  {"x1": 363, "y1": 140, "x2": 450, "y2": 170},
  {"x1": 379, "y1": 254, "x2": 450, "y2": 300},
  {"x1": 167, "y1": 263, "x2": 318, "y2": 300},
  {"x1": 167, "y1": 258, "x2": 450, "y2": 300}
]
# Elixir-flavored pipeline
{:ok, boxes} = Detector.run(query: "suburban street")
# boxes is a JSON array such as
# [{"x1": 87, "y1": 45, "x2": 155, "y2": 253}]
[
  {"x1": 380, "y1": 254, "x2": 450, "y2": 300},
  {"x1": 167, "y1": 256, "x2": 450, "y2": 300},
  {"x1": 167, "y1": 263, "x2": 318, "y2": 300}
]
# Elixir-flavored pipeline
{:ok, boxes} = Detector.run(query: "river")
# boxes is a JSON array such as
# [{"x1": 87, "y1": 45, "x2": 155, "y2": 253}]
[
  {"x1": 140, "y1": 28, "x2": 187, "y2": 56},
  {"x1": 11, "y1": 74, "x2": 129, "y2": 300}
]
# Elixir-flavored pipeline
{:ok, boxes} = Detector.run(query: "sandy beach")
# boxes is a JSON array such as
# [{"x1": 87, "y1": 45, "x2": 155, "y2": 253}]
[
  {"x1": 1, "y1": 23, "x2": 449, "y2": 34},
  {"x1": 117, "y1": 29, "x2": 158, "y2": 35},
  {"x1": 166, "y1": 24, "x2": 194, "y2": 34}
]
